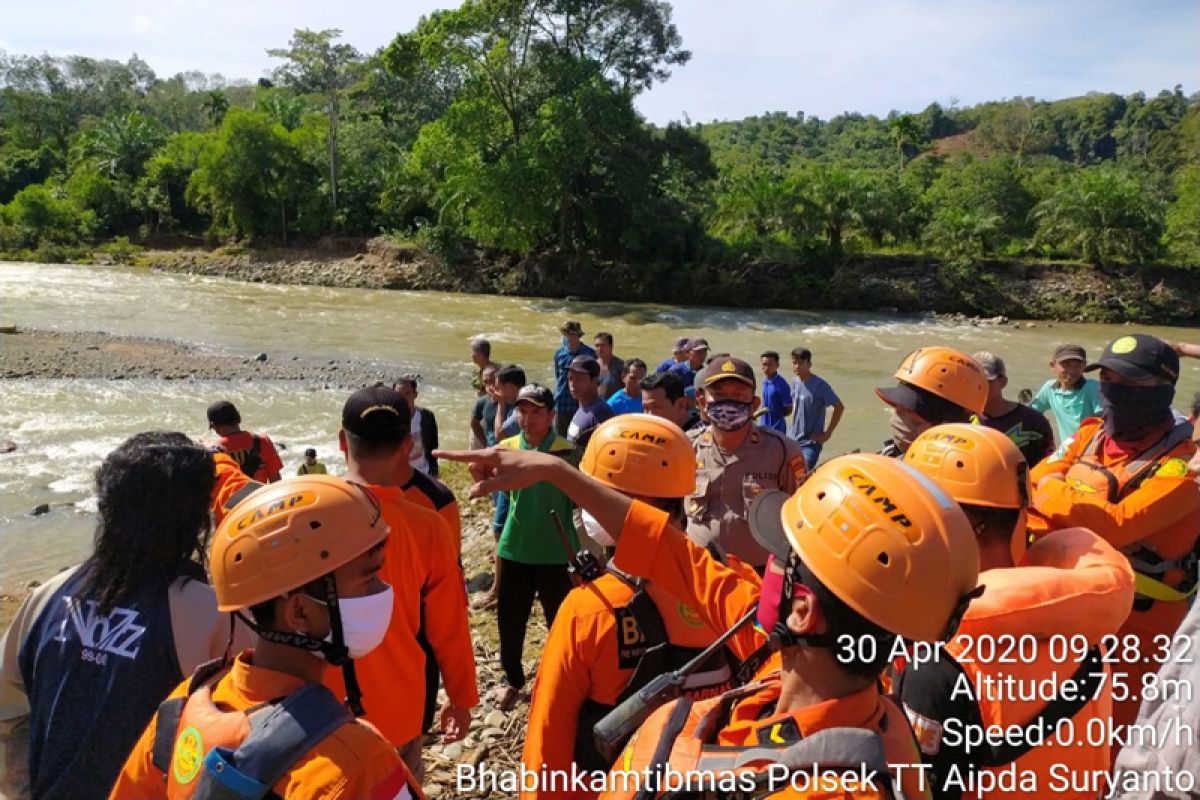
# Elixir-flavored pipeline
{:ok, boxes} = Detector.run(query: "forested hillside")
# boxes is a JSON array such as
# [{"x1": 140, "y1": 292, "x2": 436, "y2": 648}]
[{"x1": 1, "y1": 0, "x2": 1196, "y2": 276}]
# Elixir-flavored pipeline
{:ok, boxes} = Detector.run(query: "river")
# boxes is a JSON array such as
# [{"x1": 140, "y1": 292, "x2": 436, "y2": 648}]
[{"x1": 2, "y1": 261, "x2": 1197, "y2": 588}]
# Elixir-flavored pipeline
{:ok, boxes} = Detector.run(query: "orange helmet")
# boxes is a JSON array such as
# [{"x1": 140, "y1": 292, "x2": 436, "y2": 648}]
[
  {"x1": 890, "y1": 347, "x2": 988, "y2": 417},
  {"x1": 752, "y1": 454, "x2": 980, "y2": 642},
  {"x1": 210, "y1": 475, "x2": 389, "y2": 612},
  {"x1": 580, "y1": 414, "x2": 695, "y2": 498},
  {"x1": 904, "y1": 423, "x2": 1031, "y2": 562}
]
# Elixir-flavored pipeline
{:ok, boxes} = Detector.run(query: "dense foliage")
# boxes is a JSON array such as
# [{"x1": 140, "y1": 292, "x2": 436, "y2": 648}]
[{"x1": 1, "y1": 1, "x2": 1196, "y2": 272}]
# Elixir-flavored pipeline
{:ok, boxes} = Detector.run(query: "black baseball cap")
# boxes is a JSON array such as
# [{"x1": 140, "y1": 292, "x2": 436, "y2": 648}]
[
  {"x1": 875, "y1": 382, "x2": 973, "y2": 424},
  {"x1": 698, "y1": 357, "x2": 756, "y2": 389},
  {"x1": 568, "y1": 354, "x2": 600, "y2": 378},
  {"x1": 516, "y1": 384, "x2": 555, "y2": 408},
  {"x1": 1086, "y1": 334, "x2": 1180, "y2": 385},
  {"x1": 206, "y1": 400, "x2": 241, "y2": 426},
  {"x1": 342, "y1": 385, "x2": 410, "y2": 441},
  {"x1": 304, "y1": 447, "x2": 317, "y2": 458}
]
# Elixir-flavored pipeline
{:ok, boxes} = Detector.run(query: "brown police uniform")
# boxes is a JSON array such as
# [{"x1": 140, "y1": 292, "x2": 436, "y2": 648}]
[{"x1": 686, "y1": 358, "x2": 807, "y2": 568}]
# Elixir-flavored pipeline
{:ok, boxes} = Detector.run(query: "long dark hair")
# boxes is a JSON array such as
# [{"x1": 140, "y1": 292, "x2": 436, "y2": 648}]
[{"x1": 82, "y1": 431, "x2": 215, "y2": 614}]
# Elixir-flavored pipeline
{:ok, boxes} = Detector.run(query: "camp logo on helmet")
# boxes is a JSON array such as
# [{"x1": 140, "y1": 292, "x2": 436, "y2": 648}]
[
  {"x1": 845, "y1": 472, "x2": 914, "y2": 528},
  {"x1": 618, "y1": 429, "x2": 667, "y2": 446},
  {"x1": 923, "y1": 430, "x2": 974, "y2": 448},
  {"x1": 234, "y1": 491, "x2": 317, "y2": 531}
]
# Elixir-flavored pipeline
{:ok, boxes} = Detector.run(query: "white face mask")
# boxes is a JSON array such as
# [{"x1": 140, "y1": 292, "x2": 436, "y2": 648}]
[{"x1": 302, "y1": 584, "x2": 394, "y2": 659}]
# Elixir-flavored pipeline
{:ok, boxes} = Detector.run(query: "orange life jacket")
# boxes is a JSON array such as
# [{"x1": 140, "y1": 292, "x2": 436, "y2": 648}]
[
  {"x1": 151, "y1": 660, "x2": 353, "y2": 799},
  {"x1": 1061, "y1": 420, "x2": 1199, "y2": 604},
  {"x1": 600, "y1": 675, "x2": 912, "y2": 800}
]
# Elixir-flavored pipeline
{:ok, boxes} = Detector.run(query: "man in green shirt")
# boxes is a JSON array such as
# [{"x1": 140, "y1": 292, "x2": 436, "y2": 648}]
[
  {"x1": 1031, "y1": 343, "x2": 1104, "y2": 441},
  {"x1": 295, "y1": 447, "x2": 328, "y2": 475},
  {"x1": 490, "y1": 383, "x2": 579, "y2": 709}
]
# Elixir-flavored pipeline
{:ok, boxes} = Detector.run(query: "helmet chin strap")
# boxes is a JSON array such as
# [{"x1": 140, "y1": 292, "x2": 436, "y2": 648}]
[
  {"x1": 235, "y1": 572, "x2": 367, "y2": 717},
  {"x1": 772, "y1": 552, "x2": 836, "y2": 649}
]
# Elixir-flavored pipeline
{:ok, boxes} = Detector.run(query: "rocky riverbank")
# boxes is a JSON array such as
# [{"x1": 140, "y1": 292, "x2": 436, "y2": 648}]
[
  {"x1": 131, "y1": 242, "x2": 1200, "y2": 325},
  {"x1": 0, "y1": 327, "x2": 416, "y2": 385}
]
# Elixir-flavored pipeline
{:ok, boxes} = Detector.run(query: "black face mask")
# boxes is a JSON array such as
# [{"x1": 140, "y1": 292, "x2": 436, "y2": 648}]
[{"x1": 1099, "y1": 381, "x2": 1175, "y2": 440}]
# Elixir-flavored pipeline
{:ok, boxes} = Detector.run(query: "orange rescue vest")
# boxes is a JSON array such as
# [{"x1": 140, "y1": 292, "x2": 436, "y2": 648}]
[
  {"x1": 1061, "y1": 421, "x2": 1199, "y2": 604},
  {"x1": 600, "y1": 676, "x2": 910, "y2": 800},
  {"x1": 151, "y1": 660, "x2": 354, "y2": 799}
]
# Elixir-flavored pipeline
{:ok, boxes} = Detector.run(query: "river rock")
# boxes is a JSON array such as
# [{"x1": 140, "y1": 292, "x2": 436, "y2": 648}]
[
  {"x1": 479, "y1": 727, "x2": 505, "y2": 741},
  {"x1": 0, "y1": 325, "x2": 17, "y2": 334},
  {"x1": 441, "y1": 742, "x2": 464, "y2": 760},
  {"x1": 255, "y1": 352, "x2": 268, "y2": 362},
  {"x1": 483, "y1": 709, "x2": 507, "y2": 728},
  {"x1": 1, "y1": 441, "x2": 16, "y2": 453},
  {"x1": 30, "y1": 503, "x2": 50, "y2": 517}
]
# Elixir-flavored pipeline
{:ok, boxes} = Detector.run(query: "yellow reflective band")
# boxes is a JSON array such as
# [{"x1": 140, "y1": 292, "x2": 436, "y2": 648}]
[
  {"x1": 1134, "y1": 572, "x2": 1197, "y2": 603},
  {"x1": 769, "y1": 723, "x2": 787, "y2": 744}
]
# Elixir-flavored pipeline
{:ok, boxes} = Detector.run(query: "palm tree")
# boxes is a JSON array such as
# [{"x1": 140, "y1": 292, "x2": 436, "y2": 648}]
[
  {"x1": 1033, "y1": 166, "x2": 1164, "y2": 264},
  {"x1": 795, "y1": 166, "x2": 862, "y2": 257},
  {"x1": 888, "y1": 113, "x2": 926, "y2": 169},
  {"x1": 82, "y1": 112, "x2": 165, "y2": 181},
  {"x1": 202, "y1": 90, "x2": 230, "y2": 128}
]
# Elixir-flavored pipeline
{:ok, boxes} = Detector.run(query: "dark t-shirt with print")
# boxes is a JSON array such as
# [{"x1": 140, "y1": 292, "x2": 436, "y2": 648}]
[{"x1": 980, "y1": 402, "x2": 1056, "y2": 466}]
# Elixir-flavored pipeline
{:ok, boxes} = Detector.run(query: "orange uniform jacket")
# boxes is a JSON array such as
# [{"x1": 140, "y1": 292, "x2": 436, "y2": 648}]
[
  {"x1": 325, "y1": 485, "x2": 478, "y2": 746},
  {"x1": 900, "y1": 527, "x2": 1134, "y2": 800},
  {"x1": 209, "y1": 457, "x2": 478, "y2": 747},
  {"x1": 522, "y1": 573, "x2": 734, "y2": 800},
  {"x1": 109, "y1": 650, "x2": 420, "y2": 799},
  {"x1": 1029, "y1": 418, "x2": 1199, "y2": 726},
  {"x1": 599, "y1": 502, "x2": 929, "y2": 800},
  {"x1": 401, "y1": 468, "x2": 463, "y2": 559}
]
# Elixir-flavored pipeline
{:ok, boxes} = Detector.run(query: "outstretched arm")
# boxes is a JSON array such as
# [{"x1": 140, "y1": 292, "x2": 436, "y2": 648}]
[{"x1": 434, "y1": 446, "x2": 633, "y2": 539}]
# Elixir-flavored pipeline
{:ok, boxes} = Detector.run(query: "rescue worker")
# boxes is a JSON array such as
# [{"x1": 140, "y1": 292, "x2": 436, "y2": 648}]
[
  {"x1": 109, "y1": 474, "x2": 422, "y2": 799},
  {"x1": 1029, "y1": 333, "x2": 1200, "y2": 729},
  {"x1": 899, "y1": 424, "x2": 1135, "y2": 800},
  {"x1": 688, "y1": 357, "x2": 807, "y2": 570},
  {"x1": 875, "y1": 347, "x2": 988, "y2": 456},
  {"x1": 206, "y1": 399, "x2": 284, "y2": 482},
  {"x1": 521, "y1": 415, "x2": 744, "y2": 799},
  {"x1": 436, "y1": 444, "x2": 983, "y2": 800}
]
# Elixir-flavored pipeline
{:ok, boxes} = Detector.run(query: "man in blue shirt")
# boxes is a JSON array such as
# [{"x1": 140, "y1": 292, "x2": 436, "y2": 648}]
[
  {"x1": 566, "y1": 354, "x2": 614, "y2": 450},
  {"x1": 552, "y1": 321, "x2": 596, "y2": 437},
  {"x1": 655, "y1": 337, "x2": 691, "y2": 373},
  {"x1": 607, "y1": 358, "x2": 648, "y2": 415},
  {"x1": 758, "y1": 350, "x2": 793, "y2": 433},
  {"x1": 669, "y1": 337, "x2": 709, "y2": 401},
  {"x1": 787, "y1": 347, "x2": 844, "y2": 470}
]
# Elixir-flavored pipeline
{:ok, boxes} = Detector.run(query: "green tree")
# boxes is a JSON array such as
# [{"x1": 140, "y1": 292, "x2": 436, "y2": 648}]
[
  {"x1": 134, "y1": 131, "x2": 211, "y2": 233},
  {"x1": 1, "y1": 183, "x2": 84, "y2": 246},
  {"x1": 1032, "y1": 165, "x2": 1164, "y2": 264},
  {"x1": 187, "y1": 109, "x2": 317, "y2": 240},
  {"x1": 1164, "y1": 165, "x2": 1200, "y2": 265},
  {"x1": 201, "y1": 90, "x2": 230, "y2": 127},
  {"x1": 79, "y1": 111, "x2": 165, "y2": 181},
  {"x1": 268, "y1": 29, "x2": 362, "y2": 222},
  {"x1": 710, "y1": 167, "x2": 796, "y2": 241},
  {"x1": 923, "y1": 208, "x2": 1003, "y2": 260},
  {"x1": 887, "y1": 113, "x2": 925, "y2": 168},
  {"x1": 793, "y1": 165, "x2": 863, "y2": 256}
]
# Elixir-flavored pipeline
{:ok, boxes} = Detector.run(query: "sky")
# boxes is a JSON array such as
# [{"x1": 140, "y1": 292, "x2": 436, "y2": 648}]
[{"x1": 2, "y1": 0, "x2": 1196, "y2": 124}]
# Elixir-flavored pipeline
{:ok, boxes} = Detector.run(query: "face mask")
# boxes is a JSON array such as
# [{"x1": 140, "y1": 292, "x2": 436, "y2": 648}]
[
  {"x1": 1100, "y1": 382, "x2": 1175, "y2": 440},
  {"x1": 756, "y1": 559, "x2": 787, "y2": 632},
  {"x1": 304, "y1": 584, "x2": 394, "y2": 659},
  {"x1": 888, "y1": 409, "x2": 927, "y2": 452},
  {"x1": 755, "y1": 556, "x2": 817, "y2": 636},
  {"x1": 707, "y1": 399, "x2": 753, "y2": 432}
]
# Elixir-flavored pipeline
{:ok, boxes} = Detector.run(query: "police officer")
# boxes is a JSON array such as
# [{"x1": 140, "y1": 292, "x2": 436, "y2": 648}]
[{"x1": 688, "y1": 357, "x2": 807, "y2": 570}]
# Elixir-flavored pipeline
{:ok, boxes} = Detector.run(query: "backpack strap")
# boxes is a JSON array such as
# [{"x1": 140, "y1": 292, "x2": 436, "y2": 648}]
[
  {"x1": 151, "y1": 658, "x2": 232, "y2": 776},
  {"x1": 633, "y1": 698, "x2": 694, "y2": 800},
  {"x1": 195, "y1": 683, "x2": 353, "y2": 799},
  {"x1": 777, "y1": 728, "x2": 897, "y2": 799}
]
